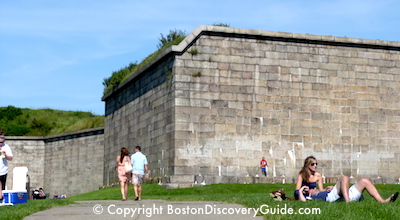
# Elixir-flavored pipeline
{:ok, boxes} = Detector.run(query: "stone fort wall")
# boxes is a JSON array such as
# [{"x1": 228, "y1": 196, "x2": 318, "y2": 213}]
[
  {"x1": 5, "y1": 127, "x2": 104, "y2": 196},
  {"x1": 103, "y1": 25, "x2": 400, "y2": 186},
  {"x1": 5, "y1": 25, "x2": 400, "y2": 196}
]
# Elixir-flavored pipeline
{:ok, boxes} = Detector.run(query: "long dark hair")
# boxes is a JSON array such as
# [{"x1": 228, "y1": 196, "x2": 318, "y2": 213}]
[
  {"x1": 120, "y1": 147, "x2": 129, "y2": 163},
  {"x1": 299, "y1": 156, "x2": 316, "y2": 184}
]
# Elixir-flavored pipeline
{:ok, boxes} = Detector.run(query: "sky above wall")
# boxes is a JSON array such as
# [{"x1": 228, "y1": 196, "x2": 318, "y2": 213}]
[{"x1": 1, "y1": 0, "x2": 399, "y2": 115}]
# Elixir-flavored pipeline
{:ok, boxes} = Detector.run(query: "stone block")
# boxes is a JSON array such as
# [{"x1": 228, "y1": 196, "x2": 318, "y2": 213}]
[{"x1": 169, "y1": 175, "x2": 194, "y2": 183}]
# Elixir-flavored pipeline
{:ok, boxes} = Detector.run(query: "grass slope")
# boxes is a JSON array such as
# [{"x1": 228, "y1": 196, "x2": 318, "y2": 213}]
[{"x1": 0, "y1": 106, "x2": 104, "y2": 136}]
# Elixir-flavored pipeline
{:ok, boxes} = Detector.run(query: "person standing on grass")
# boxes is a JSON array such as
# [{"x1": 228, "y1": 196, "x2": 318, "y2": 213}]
[
  {"x1": 0, "y1": 129, "x2": 13, "y2": 202},
  {"x1": 131, "y1": 146, "x2": 149, "y2": 201},
  {"x1": 260, "y1": 157, "x2": 268, "y2": 177}
]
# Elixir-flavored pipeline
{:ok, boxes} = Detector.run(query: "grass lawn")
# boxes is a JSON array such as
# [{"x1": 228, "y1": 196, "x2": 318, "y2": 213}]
[{"x1": 1, "y1": 183, "x2": 399, "y2": 220}]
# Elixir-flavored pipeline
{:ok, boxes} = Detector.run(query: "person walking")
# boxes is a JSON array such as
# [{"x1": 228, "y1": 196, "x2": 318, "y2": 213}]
[
  {"x1": 115, "y1": 147, "x2": 131, "y2": 201},
  {"x1": 131, "y1": 146, "x2": 149, "y2": 201}
]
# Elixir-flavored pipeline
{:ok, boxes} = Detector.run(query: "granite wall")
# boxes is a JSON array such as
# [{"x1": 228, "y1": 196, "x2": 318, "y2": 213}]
[
  {"x1": 3, "y1": 136, "x2": 45, "y2": 192},
  {"x1": 5, "y1": 127, "x2": 104, "y2": 196},
  {"x1": 103, "y1": 25, "x2": 400, "y2": 186},
  {"x1": 4, "y1": 26, "x2": 400, "y2": 193}
]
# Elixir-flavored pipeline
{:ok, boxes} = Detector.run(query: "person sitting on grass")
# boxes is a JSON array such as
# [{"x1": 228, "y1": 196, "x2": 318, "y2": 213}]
[
  {"x1": 298, "y1": 175, "x2": 398, "y2": 203},
  {"x1": 295, "y1": 155, "x2": 398, "y2": 203},
  {"x1": 294, "y1": 156, "x2": 330, "y2": 200},
  {"x1": 38, "y1": 188, "x2": 46, "y2": 199}
]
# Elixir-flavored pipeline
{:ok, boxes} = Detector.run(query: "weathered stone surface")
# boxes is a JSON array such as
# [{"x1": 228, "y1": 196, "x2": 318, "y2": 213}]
[
  {"x1": 6, "y1": 128, "x2": 104, "y2": 196},
  {"x1": 100, "y1": 25, "x2": 400, "y2": 186}
]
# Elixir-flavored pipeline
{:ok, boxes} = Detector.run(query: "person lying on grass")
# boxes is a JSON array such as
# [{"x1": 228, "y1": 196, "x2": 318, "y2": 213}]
[
  {"x1": 295, "y1": 155, "x2": 398, "y2": 203},
  {"x1": 298, "y1": 175, "x2": 398, "y2": 203}
]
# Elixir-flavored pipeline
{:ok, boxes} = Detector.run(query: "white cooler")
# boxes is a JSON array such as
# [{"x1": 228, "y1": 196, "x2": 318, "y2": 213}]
[{"x1": 2, "y1": 167, "x2": 28, "y2": 205}]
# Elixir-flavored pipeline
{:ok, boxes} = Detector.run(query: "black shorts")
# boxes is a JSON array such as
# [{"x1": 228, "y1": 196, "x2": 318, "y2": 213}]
[{"x1": 0, "y1": 174, "x2": 7, "y2": 190}]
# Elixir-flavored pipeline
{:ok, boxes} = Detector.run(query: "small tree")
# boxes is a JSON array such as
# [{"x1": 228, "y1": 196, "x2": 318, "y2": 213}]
[{"x1": 158, "y1": 29, "x2": 186, "y2": 49}]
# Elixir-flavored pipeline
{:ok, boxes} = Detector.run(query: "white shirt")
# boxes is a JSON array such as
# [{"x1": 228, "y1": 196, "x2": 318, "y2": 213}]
[{"x1": 0, "y1": 143, "x2": 13, "y2": 175}]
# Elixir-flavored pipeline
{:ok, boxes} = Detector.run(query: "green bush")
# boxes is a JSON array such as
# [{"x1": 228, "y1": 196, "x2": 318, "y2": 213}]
[
  {"x1": 157, "y1": 29, "x2": 186, "y2": 49},
  {"x1": 102, "y1": 29, "x2": 186, "y2": 95},
  {"x1": 2, "y1": 122, "x2": 30, "y2": 136},
  {"x1": 102, "y1": 62, "x2": 137, "y2": 89},
  {"x1": 0, "y1": 105, "x2": 23, "y2": 120},
  {"x1": 30, "y1": 119, "x2": 52, "y2": 136}
]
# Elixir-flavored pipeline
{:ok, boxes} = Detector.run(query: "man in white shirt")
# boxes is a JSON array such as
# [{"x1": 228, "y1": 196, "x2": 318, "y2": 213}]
[
  {"x1": 0, "y1": 129, "x2": 14, "y2": 201},
  {"x1": 130, "y1": 146, "x2": 149, "y2": 201}
]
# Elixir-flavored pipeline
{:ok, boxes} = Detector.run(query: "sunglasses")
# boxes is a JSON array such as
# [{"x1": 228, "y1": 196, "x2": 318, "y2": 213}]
[{"x1": 311, "y1": 163, "x2": 318, "y2": 166}]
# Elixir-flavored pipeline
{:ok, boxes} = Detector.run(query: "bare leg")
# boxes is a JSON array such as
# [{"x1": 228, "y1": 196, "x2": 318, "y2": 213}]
[
  {"x1": 120, "y1": 181, "x2": 126, "y2": 200},
  {"x1": 137, "y1": 186, "x2": 142, "y2": 200},
  {"x1": 354, "y1": 178, "x2": 391, "y2": 203},
  {"x1": 124, "y1": 181, "x2": 129, "y2": 201},
  {"x1": 336, "y1": 176, "x2": 351, "y2": 202},
  {"x1": 133, "y1": 184, "x2": 139, "y2": 199}
]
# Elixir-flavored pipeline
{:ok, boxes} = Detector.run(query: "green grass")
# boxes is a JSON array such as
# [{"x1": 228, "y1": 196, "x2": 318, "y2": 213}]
[
  {"x1": 0, "y1": 106, "x2": 104, "y2": 136},
  {"x1": 0, "y1": 199, "x2": 72, "y2": 220},
  {"x1": 2, "y1": 183, "x2": 399, "y2": 220}
]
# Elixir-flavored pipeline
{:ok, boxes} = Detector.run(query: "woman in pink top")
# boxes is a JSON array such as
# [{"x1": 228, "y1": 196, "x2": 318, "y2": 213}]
[{"x1": 115, "y1": 147, "x2": 131, "y2": 201}]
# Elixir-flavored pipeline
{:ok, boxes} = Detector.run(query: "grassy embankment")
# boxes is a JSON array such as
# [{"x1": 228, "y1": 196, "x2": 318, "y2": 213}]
[{"x1": 0, "y1": 106, "x2": 104, "y2": 136}]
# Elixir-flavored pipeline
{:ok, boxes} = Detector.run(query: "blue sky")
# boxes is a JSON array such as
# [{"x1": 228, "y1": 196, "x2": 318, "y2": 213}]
[{"x1": 1, "y1": 0, "x2": 399, "y2": 115}]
